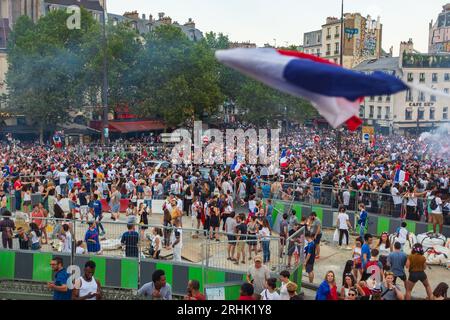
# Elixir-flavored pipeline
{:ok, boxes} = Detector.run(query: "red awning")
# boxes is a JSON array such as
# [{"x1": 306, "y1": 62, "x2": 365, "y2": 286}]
[{"x1": 108, "y1": 120, "x2": 166, "y2": 133}]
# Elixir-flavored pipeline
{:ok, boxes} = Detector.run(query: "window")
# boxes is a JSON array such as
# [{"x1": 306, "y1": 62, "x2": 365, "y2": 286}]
[
  {"x1": 418, "y1": 92, "x2": 425, "y2": 102},
  {"x1": 327, "y1": 28, "x2": 331, "y2": 39},
  {"x1": 326, "y1": 44, "x2": 331, "y2": 55},
  {"x1": 432, "y1": 73, "x2": 438, "y2": 82},
  {"x1": 317, "y1": 34, "x2": 321, "y2": 42},
  {"x1": 445, "y1": 88, "x2": 449, "y2": 94},
  {"x1": 386, "y1": 96, "x2": 391, "y2": 102},
  {"x1": 359, "y1": 106, "x2": 365, "y2": 118},
  {"x1": 407, "y1": 73, "x2": 414, "y2": 82},
  {"x1": 418, "y1": 109, "x2": 425, "y2": 120},
  {"x1": 385, "y1": 107, "x2": 390, "y2": 119},
  {"x1": 431, "y1": 95, "x2": 436, "y2": 102},
  {"x1": 405, "y1": 90, "x2": 413, "y2": 102},
  {"x1": 444, "y1": 107, "x2": 448, "y2": 120},
  {"x1": 335, "y1": 26, "x2": 340, "y2": 38},
  {"x1": 419, "y1": 73, "x2": 425, "y2": 83},
  {"x1": 316, "y1": 49, "x2": 320, "y2": 57},
  {"x1": 370, "y1": 96, "x2": 375, "y2": 101},
  {"x1": 369, "y1": 105, "x2": 374, "y2": 118},
  {"x1": 378, "y1": 96, "x2": 383, "y2": 102},
  {"x1": 445, "y1": 73, "x2": 450, "y2": 81},
  {"x1": 377, "y1": 106, "x2": 382, "y2": 119},
  {"x1": 430, "y1": 108, "x2": 435, "y2": 120},
  {"x1": 405, "y1": 109, "x2": 412, "y2": 120},
  {"x1": 334, "y1": 43, "x2": 339, "y2": 54}
]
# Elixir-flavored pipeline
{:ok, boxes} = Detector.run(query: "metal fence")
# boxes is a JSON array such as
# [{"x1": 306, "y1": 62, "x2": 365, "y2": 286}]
[{"x1": 5, "y1": 215, "x2": 289, "y2": 273}]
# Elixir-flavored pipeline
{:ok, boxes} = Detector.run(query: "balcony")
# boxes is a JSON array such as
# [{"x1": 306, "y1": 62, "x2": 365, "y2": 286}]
[
  {"x1": 335, "y1": 34, "x2": 340, "y2": 38},
  {"x1": 377, "y1": 115, "x2": 382, "y2": 119},
  {"x1": 369, "y1": 113, "x2": 374, "y2": 118},
  {"x1": 385, "y1": 115, "x2": 390, "y2": 120},
  {"x1": 419, "y1": 78, "x2": 425, "y2": 83},
  {"x1": 326, "y1": 51, "x2": 331, "y2": 56},
  {"x1": 334, "y1": 50, "x2": 339, "y2": 55},
  {"x1": 326, "y1": 35, "x2": 331, "y2": 40}
]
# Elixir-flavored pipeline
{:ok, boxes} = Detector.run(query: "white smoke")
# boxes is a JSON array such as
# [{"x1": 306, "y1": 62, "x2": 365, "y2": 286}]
[{"x1": 419, "y1": 124, "x2": 450, "y2": 161}]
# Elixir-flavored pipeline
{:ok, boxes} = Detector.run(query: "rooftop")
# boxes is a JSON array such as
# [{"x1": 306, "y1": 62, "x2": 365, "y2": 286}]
[
  {"x1": 353, "y1": 57, "x2": 400, "y2": 71},
  {"x1": 45, "y1": 0, "x2": 104, "y2": 11}
]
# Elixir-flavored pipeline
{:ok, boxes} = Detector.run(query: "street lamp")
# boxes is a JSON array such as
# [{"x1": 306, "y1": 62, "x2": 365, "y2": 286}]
[{"x1": 101, "y1": 0, "x2": 109, "y2": 145}]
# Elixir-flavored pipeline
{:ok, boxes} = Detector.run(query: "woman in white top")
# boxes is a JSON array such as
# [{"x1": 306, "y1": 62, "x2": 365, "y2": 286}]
[
  {"x1": 23, "y1": 187, "x2": 32, "y2": 215},
  {"x1": 72, "y1": 261, "x2": 102, "y2": 300},
  {"x1": 336, "y1": 206, "x2": 352, "y2": 248},
  {"x1": 376, "y1": 232, "x2": 392, "y2": 269},
  {"x1": 278, "y1": 270, "x2": 291, "y2": 300},
  {"x1": 150, "y1": 227, "x2": 162, "y2": 259},
  {"x1": 260, "y1": 278, "x2": 280, "y2": 300},
  {"x1": 340, "y1": 274, "x2": 356, "y2": 300}
]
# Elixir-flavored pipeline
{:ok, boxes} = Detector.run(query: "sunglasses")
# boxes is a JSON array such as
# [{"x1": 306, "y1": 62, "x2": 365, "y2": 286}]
[{"x1": 348, "y1": 293, "x2": 356, "y2": 297}]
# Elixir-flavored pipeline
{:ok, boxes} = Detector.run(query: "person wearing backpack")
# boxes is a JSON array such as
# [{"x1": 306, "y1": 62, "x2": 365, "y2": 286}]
[
  {"x1": 0, "y1": 210, "x2": 15, "y2": 249},
  {"x1": 429, "y1": 191, "x2": 443, "y2": 234}
]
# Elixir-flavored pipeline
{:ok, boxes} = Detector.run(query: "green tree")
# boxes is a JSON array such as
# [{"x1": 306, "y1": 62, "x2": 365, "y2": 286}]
[
  {"x1": 6, "y1": 9, "x2": 99, "y2": 143},
  {"x1": 132, "y1": 25, "x2": 223, "y2": 126}
]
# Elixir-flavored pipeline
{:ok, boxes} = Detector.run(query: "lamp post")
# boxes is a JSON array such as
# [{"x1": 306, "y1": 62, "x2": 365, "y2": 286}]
[
  {"x1": 101, "y1": 0, "x2": 109, "y2": 145},
  {"x1": 336, "y1": 0, "x2": 344, "y2": 155}
]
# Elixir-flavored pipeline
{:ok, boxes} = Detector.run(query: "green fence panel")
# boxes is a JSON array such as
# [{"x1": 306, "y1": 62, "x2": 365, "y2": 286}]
[
  {"x1": 32, "y1": 252, "x2": 52, "y2": 282},
  {"x1": 273, "y1": 202, "x2": 285, "y2": 223},
  {"x1": 225, "y1": 284, "x2": 241, "y2": 300},
  {"x1": 6, "y1": 197, "x2": 11, "y2": 210},
  {"x1": 121, "y1": 259, "x2": 138, "y2": 289},
  {"x1": 206, "y1": 270, "x2": 225, "y2": 284},
  {"x1": 377, "y1": 217, "x2": 390, "y2": 235},
  {"x1": 427, "y1": 223, "x2": 434, "y2": 232},
  {"x1": 292, "y1": 204, "x2": 302, "y2": 220},
  {"x1": 188, "y1": 266, "x2": 204, "y2": 293},
  {"x1": 405, "y1": 221, "x2": 416, "y2": 235},
  {"x1": 0, "y1": 251, "x2": 15, "y2": 279},
  {"x1": 156, "y1": 263, "x2": 173, "y2": 286},
  {"x1": 90, "y1": 256, "x2": 106, "y2": 286}
]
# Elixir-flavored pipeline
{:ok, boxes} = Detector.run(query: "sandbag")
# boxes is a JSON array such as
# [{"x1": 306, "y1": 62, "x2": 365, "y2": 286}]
[
  {"x1": 416, "y1": 233, "x2": 447, "y2": 251},
  {"x1": 101, "y1": 238, "x2": 122, "y2": 251},
  {"x1": 424, "y1": 245, "x2": 449, "y2": 265}
]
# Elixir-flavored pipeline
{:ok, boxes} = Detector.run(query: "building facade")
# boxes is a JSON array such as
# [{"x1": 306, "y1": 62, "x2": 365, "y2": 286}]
[
  {"x1": 429, "y1": 3, "x2": 450, "y2": 54},
  {"x1": 303, "y1": 30, "x2": 321, "y2": 57},
  {"x1": 303, "y1": 13, "x2": 382, "y2": 68}
]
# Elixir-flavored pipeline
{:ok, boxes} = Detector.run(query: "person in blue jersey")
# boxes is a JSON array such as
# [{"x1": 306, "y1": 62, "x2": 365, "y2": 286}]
[
  {"x1": 357, "y1": 203, "x2": 368, "y2": 239},
  {"x1": 90, "y1": 194, "x2": 105, "y2": 236},
  {"x1": 85, "y1": 221, "x2": 101, "y2": 254}
]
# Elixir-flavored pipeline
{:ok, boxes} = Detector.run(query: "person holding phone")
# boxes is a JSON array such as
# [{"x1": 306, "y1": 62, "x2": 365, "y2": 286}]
[{"x1": 72, "y1": 260, "x2": 102, "y2": 300}]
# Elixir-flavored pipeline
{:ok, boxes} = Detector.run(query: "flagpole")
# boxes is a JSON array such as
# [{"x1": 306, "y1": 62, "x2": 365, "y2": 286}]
[{"x1": 336, "y1": 0, "x2": 344, "y2": 155}]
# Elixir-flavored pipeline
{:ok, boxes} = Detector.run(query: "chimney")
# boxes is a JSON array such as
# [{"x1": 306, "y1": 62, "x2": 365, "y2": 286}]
[
  {"x1": 158, "y1": 12, "x2": 165, "y2": 20},
  {"x1": 399, "y1": 39, "x2": 414, "y2": 57},
  {"x1": 123, "y1": 11, "x2": 139, "y2": 20},
  {"x1": 389, "y1": 46, "x2": 393, "y2": 57},
  {"x1": 142, "y1": 13, "x2": 146, "y2": 20},
  {"x1": 184, "y1": 18, "x2": 195, "y2": 28},
  {"x1": 161, "y1": 16, "x2": 172, "y2": 25},
  {"x1": 149, "y1": 14, "x2": 153, "y2": 22}
]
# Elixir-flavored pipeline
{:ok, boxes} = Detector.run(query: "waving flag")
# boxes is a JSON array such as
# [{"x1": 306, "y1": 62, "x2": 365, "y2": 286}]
[
  {"x1": 394, "y1": 169, "x2": 410, "y2": 184},
  {"x1": 280, "y1": 149, "x2": 288, "y2": 168},
  {"x1": 216, "y1": 48, "x2": 410, "y2": 130},
  {"x1": 231, "y1": 158, "x2": 242, "y2": 174}
]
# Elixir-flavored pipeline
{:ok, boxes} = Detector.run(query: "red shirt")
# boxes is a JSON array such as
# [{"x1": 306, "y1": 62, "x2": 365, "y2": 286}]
[
  {"x1": 238, "y1": 296, "x2": 255, "y2": 301},
  {"x1": 192, "y1": 293, "x2": 206, "y2": 301},
  {"x1": 14, "y1": 180, "x2": 22, "y2": 191},
  {"x1": 327, "y1": 285, "x2": 339, "y2": 300}
]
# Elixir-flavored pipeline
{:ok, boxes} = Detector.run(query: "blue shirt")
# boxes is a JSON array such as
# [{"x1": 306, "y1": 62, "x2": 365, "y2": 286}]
[
  {"x1": 315, "y1": 280, "x2": 330, "y2": 300},
  {"x1": 53, "y1": 268, "x2": 72, "y2": 300},
  {"x1": 305, "y1": 241, "x2": 316, "y2": 265},
  {"x1": 85, "y1": 228, "x2": 101, "y2": 252},
  {"x1": 361, "y1": 243, "x2": 371, "y2": 269},
  {"x1": 359, "y1": 210, "x2": 368, "y2": 226},
  {"x1": 92, "y1": 200, "x2": 102, "y2": 217},
  {"x1": 311, "y1": 177, "x2": 322, "y2": 191},
  {"x1": 388, "y1": 251, "x2": 407, "y2": 277},
  {"x1": 262, "y1": 185, "x2": 271, "y2": 198}
]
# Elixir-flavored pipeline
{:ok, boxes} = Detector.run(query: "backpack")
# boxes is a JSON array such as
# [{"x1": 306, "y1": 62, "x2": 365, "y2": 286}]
[{"x1": 430, "y1": 198, "x2": 438, "y2": 211}]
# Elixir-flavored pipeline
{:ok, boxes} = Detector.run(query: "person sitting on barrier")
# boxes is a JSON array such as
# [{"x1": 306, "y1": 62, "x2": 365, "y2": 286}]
[
  {"x1": 29, "y1": 222, "x2": 41, "y2": 250},
  {"x1": 287, "y1": 222, "x2": 301, "y2": 269},
  {"x1": 75, "y1": 240, "x2": 85, "y2": 254},
  {"x1": 15, "y1": 227, "x2": 30, "y2": 250},
  {"x1": 171, "y1": 218, "x2": 183, "y2": 262}
]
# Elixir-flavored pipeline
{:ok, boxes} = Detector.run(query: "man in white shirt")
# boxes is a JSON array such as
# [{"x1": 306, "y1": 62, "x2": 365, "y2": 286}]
[
  {"x1": 429, "y1": 191, "x2": 443, "y2": 234},
  {"x1": 336, "y1": 208, "x2": 352, "y2": 248},
  {"x1": 58, "y1": 170, "x2": 69, "y2": 196},
  {"x1": 171, "y1": 219, "x2": 183, "y2": 262},
  {"x1": 391, "y1": 184, "x2": 403, "y2": 218},
  {"x1": 342, "y1": 189, "x2": 350, "y2": 209}
]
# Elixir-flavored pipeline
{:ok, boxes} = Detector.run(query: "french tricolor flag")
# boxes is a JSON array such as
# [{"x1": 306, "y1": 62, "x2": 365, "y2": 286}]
[
  {"x1": 231, "y1": 158, "x2": 242, "y2": 174},
  {"x1": 394, "y1": 169, "x2": 410, "y2": 184},
  {"x1": 215, "y1": 48, "x2": 409, "y2": 130},
  {"x1": 280, "y1": 149, "x2": 288, "y2": 168}
]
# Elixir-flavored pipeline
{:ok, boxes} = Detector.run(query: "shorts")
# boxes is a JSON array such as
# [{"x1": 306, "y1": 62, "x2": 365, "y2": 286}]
[
  {"x1": 111, "y1": 203, "x2": 120, "y2": 213},
  {"x1": 210, "y1": 216, "x2": 220, "y2": 228},
  {"x1": 408, "y1": 271, "x2": 427, "y2": 284},
  {"x1": 305, "y1": 263, "x2": 314, "y2": 273},
  {"x1": 314, "y1": 233, "x2": 322, "y2": 245},
  {"x1": 247, "y1": 234, "x2": 257, "y2": 246},
  {"x1": 23, "y1": 201, "x2": 31, "y2": 207},
  {"x1": 144, "y1": 200, "x2": 152, "y2": 209},
  {"x1": 431, "y1": 214, "x2": 443, "y2": 225},
  {"x1": 280, "y1": 236, "x2": 286, "y2": 246},
  {"x1": 237, "y1": 241, "x2": 245, "y2": 251},
  {"x1": 80, "y1": 205, "x2": 89, "y2": 216},
  {"x1": 288, "y1": 244, "x2": 299, "y2": 256},
  {"x1": 227, "y1": 235, "x2": 236, "y2": 243},
  {"x1": 313, "y1": 190, "x2": 320, "y2": 199},
  {"x1": 393, "y1": 275, "x2": 406, "y2": 284}
]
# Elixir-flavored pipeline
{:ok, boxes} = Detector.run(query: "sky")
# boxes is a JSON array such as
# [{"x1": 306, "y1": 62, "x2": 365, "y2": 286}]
[{"x1": 106, "y1": 0, "x2": 446, "y2": 54}]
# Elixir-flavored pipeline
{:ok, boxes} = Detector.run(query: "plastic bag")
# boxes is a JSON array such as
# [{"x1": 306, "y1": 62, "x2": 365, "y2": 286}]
[{"x1": 333, "y1": 228, "x2": 339, "y2": 243}]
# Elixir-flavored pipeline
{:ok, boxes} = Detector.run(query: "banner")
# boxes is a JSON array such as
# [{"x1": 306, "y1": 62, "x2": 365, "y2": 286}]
[{"x1": 362, "y1": 126, "x2": 375, "y2": 144}]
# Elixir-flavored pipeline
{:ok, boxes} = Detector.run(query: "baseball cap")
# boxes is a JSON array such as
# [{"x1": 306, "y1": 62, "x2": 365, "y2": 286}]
[{"x1": 254, "y1": 256, "x2": 262, "y2": 263}]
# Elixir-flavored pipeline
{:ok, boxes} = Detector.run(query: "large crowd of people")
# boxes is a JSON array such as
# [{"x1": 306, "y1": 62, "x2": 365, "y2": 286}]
[{"x1": 0, "y1": 125, "x2": 449, "y2": 300}]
